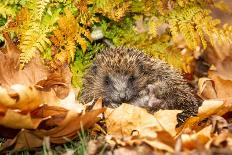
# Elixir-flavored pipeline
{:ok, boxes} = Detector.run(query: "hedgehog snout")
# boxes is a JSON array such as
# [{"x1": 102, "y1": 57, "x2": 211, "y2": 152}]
[
  {"x1": 118, "y1": 90, "x2": 131, "y2": 102},
  {"x1": 110, "y1": 88, "x2": 133, "y2": 104}
]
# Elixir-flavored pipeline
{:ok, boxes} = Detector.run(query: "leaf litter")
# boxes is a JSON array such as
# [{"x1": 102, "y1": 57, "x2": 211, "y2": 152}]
[
  {"x1": 0, "y1": 33, "x2": 105, "y2": 152},
  {"x1": 0, "y1": 33, "x2": 232, "y2": 154}
]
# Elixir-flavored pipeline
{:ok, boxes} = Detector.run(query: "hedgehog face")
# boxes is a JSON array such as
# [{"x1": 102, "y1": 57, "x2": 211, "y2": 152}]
[
  {"x1": 102, "y1": 73, "x2": 138, "y2": 105},
  {"x1": 82, "y1": 47, "x2": 153, "y2": 106}
]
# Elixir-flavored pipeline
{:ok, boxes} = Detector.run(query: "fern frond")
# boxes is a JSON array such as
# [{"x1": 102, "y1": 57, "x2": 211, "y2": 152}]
[
  {"x1": 19, "y1": 26, "x2": 51, "y2": 65},
  {"x1": 148, "y1": 17, "x2": 161, "y2": 37},
  {"x1": 51, "y1": 9, "x2": 91, "y2": 63},
  {"x1": 14, "y1": 1, "x2": 58, "y2": 67},
  {"x1": 37, "y1": 0, "x2": 50, "y2": 20},
  {"x1": 93, "y1": 0, "x2": 130, "y2": 21},
  {"x1": 0, "y1": 2, "x2": 17, "y2": 18},
  {"x1": 55, "y1": 38, "x2": 76, "y2": 63},
  {"x1": 3, "y1": 0, "x2": 22, "y2": 5}
]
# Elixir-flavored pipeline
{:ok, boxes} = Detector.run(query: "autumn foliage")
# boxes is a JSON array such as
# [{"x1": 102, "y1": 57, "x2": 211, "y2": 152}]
[
  {"x1": 0, "y1": 33, "x2": 105, "y2": 152},
  {"x1": 0, "y1": 0, "x2": 232, "y2": 154}
]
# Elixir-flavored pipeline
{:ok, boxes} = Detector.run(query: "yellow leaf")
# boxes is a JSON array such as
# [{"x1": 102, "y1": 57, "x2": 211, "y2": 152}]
[
  {"x1": 198, "y1": 100, "x2": 224, "y2": 118},
  {"x1": 181, "y1": 125, "x2": 212, "y2": 150},
  {"x1": 154, "y1": 110, "x2": 182, "y2": 136},
  {"x1": 105, "y1": 103, "x2": 162, "y2": 138}
]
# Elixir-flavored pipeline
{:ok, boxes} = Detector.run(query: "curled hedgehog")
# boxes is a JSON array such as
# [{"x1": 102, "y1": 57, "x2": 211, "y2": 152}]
[{"x1": 81, "y1": 47, "x2": 202, "y2": 125}]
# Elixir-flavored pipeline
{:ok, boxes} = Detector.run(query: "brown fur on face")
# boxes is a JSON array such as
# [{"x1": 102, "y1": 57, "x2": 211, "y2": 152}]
[{"x1": 81, "y1": 47, "x2": 202, "y2": 125}]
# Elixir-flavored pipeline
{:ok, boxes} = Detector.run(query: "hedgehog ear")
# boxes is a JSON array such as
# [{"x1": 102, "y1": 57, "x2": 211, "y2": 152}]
[{"x1": 92, "y1": 63, "x2": 97, "y2": 74}]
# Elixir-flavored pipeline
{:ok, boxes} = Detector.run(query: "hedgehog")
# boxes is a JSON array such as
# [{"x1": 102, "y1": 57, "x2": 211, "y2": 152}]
[{"x1": 81, "y1": 47, "x2": 202, "y2": 125}]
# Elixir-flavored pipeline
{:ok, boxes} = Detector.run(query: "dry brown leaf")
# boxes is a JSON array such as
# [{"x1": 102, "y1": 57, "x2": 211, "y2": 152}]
[
  {"x1": 105, "y1": 103, "x2": 162, "y2": 138},
  {"x1": 0, "y1": 33, "x2": 48, "y2": 88},
  {"x1": 198, "y1": 71, "x2": 232, "y2": 116},
  {"x1": 0, "y1": 32, "x2": 95, "y2": 153},
  {"x1": 0, "y1": 32, "x2": 71, "y2": 106},
  {"x1": 198, "y1": 100, "x2": 224, "y2": 118},
  {"x1": 0, "y1": 108, "x2": 105, "y2": 151},
  {"x1": 59, "y1": 89, "x2": 84, "y2": 113},
  {"x1": 208, "y1": 71, "x2": 232, "y2": 98},
  {"x1": 92, "y1": 98, "x2": 103, "y2": 110},
  {"x1": 154, "y1": 110, "x2": 182, "y2": 136},
  {"x1": 0, "y1": 85, "x2": 41, "y2": 112},
  {"x1": 34, "y1": 108, "x2": 105, "y2": 144},
  {"x1": 176, "y1": 100, "x2": 224, "y2": 135},
  {"x1": 0, "y1": 129, "x2": 43, "y2": 152},
  {"x1": 0, "y1": 33, "x2": 75, "y2": 130},
  {"x1": 181, "y1": 125, "x2": 212, "y2": 150},
  {"x1": 105, "y1": 132, "x2": 175, "y2": 153},
  {"x1": 0, "y1": 110, "x2": 44, "y2": 129},
  {"x1": 206, "y1": 42, "x2": 232, "y2": 80},
  {"x1": 31, "y1": 105, "x2": 68, "y2": 118},
  {"x1": 35, "y1": 62, "x2": 72, "y2": 99},
  {"x1": 143, "y1": 139, "x2": 174, "y2": 153},
  {"x1": 198, "y1": 78, "x2": 217, "y2": 99},
  {"x1": 31, "y1": 105, "x2": 68, "y2": 128},
  {"x1": 208, "y1": 132, "x2": 232, "y2": 150},
  {"x1": 112, "y1": 146, "x2": 155, "y2": 155}
]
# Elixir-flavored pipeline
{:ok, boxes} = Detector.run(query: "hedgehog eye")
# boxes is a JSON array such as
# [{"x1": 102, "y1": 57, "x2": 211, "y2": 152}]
[
  {"x1": 104, "y1": 76, "x2": 111, "y2": 85},
  {"x1": 128, "y1": 75, "x2": 136, "y2": 83}
]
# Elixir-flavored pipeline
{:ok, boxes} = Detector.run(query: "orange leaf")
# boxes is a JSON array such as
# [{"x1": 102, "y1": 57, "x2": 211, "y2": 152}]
[
  {"x1": 0, "y1": 108, "x2": 105, "y2": 151},
  {"x1": 154, "y1": 110, "x2": 182, "y2": 136},
  {"x1": 105, "y1": 104, "x2": 163, "y2": 138},
  {"x1": 0, "y1": 85, "x2": 41, "y2": 112},
  {"x1": 34, "y1": 108, "x2": 105, "y2": 144},
  {"x1": 208, "y1": 71, "x2": 232, "y2": 98},
  {"x1": 198, "y1": 77, "x2": 217, "y2": 99},
  {"x1": 0, "y1": 129, "x2": 43, "y2": 152},
  {"x1": 0, "y1": 110, "x2": 44, "y2": 129}
]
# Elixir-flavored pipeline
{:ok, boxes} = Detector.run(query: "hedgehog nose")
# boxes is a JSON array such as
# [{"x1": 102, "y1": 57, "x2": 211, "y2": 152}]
[{"x1": 119, "y1": 93, "x2": 128, "y2": 102}]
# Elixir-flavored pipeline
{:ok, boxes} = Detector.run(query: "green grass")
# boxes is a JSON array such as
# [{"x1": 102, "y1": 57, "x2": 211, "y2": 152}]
[{"x1": 3, "y1": 129, "x2": 93, "y2": 155}]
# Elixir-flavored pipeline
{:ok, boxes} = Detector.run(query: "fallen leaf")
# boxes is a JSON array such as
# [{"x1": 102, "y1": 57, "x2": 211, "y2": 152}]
[
  {"x1": 198, "y1": 78, "x2": 217, "y2": 99},
  {"x1": 0, "y1": 129, "x2": 43, "y2": 153},
  {"x1": 105, "y1": 133, "x2": 175, "y2": 153},
  {"x1": 154, "y1": 110, "x2": 182, "y2": 136},
  {"x1": 35, "y1": 62, "x2": 72, "y2": 99},
  {"x1": 198, "y1": 100, "x2": 224, "y2": 118},
  {"x1": 34, "y1": 108, "x2": 105, "y2": 144},
  {"x1": 181, "y1": 125, "x2": 212, "y2": 150},
  {"x1": 143, "y1": 139, "x2": 174, "y2": 153},
  {"x1": 208, "y1": 71, "x2": 232, "y2": 98},
  {"x1": 210, "y1": 115, "x2": 229, "y2": 134},
  {"x1": 0, "y1": 33, "x2": 72, "y2": 108},
  {"x1": 0, "y1": 110, "x2": 44, "y2": 129},
  {"x1": 0, "y1": 33, "x2": 48, "y2": 88},
  {"x1": 92, "y1": 98, "x2": 103, "y2": 110},
  {"x1": 31, "y1": 105, "x2": 68, "y2": 128},
  {"x1": 0, "y1": 33, "x2": 74, "y2": 131},
  {"x1": 176, "y1": 100, "x2": 224, "y2": 135},
  {"x1": 59, "y1": 89, "x2": 84, "y2": 113},
  {"x1": 0, "y1": 108, "x2": 105, "y2": 151},
  {"x1": 206, "y1": 42, "x2": 232, "y2": 80},
  {"x1": 105, "y1": 104, "x2": 162, "y2": 138},
  {"x1": 209, "y1": 132, "x2": 232, "y2": 149},
  {"x1": 112, "y1": 146, "x2": 155, "y2": 155},
  {"x1": 0, "y1": 84, "x2": 41, "y2": 112}
]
